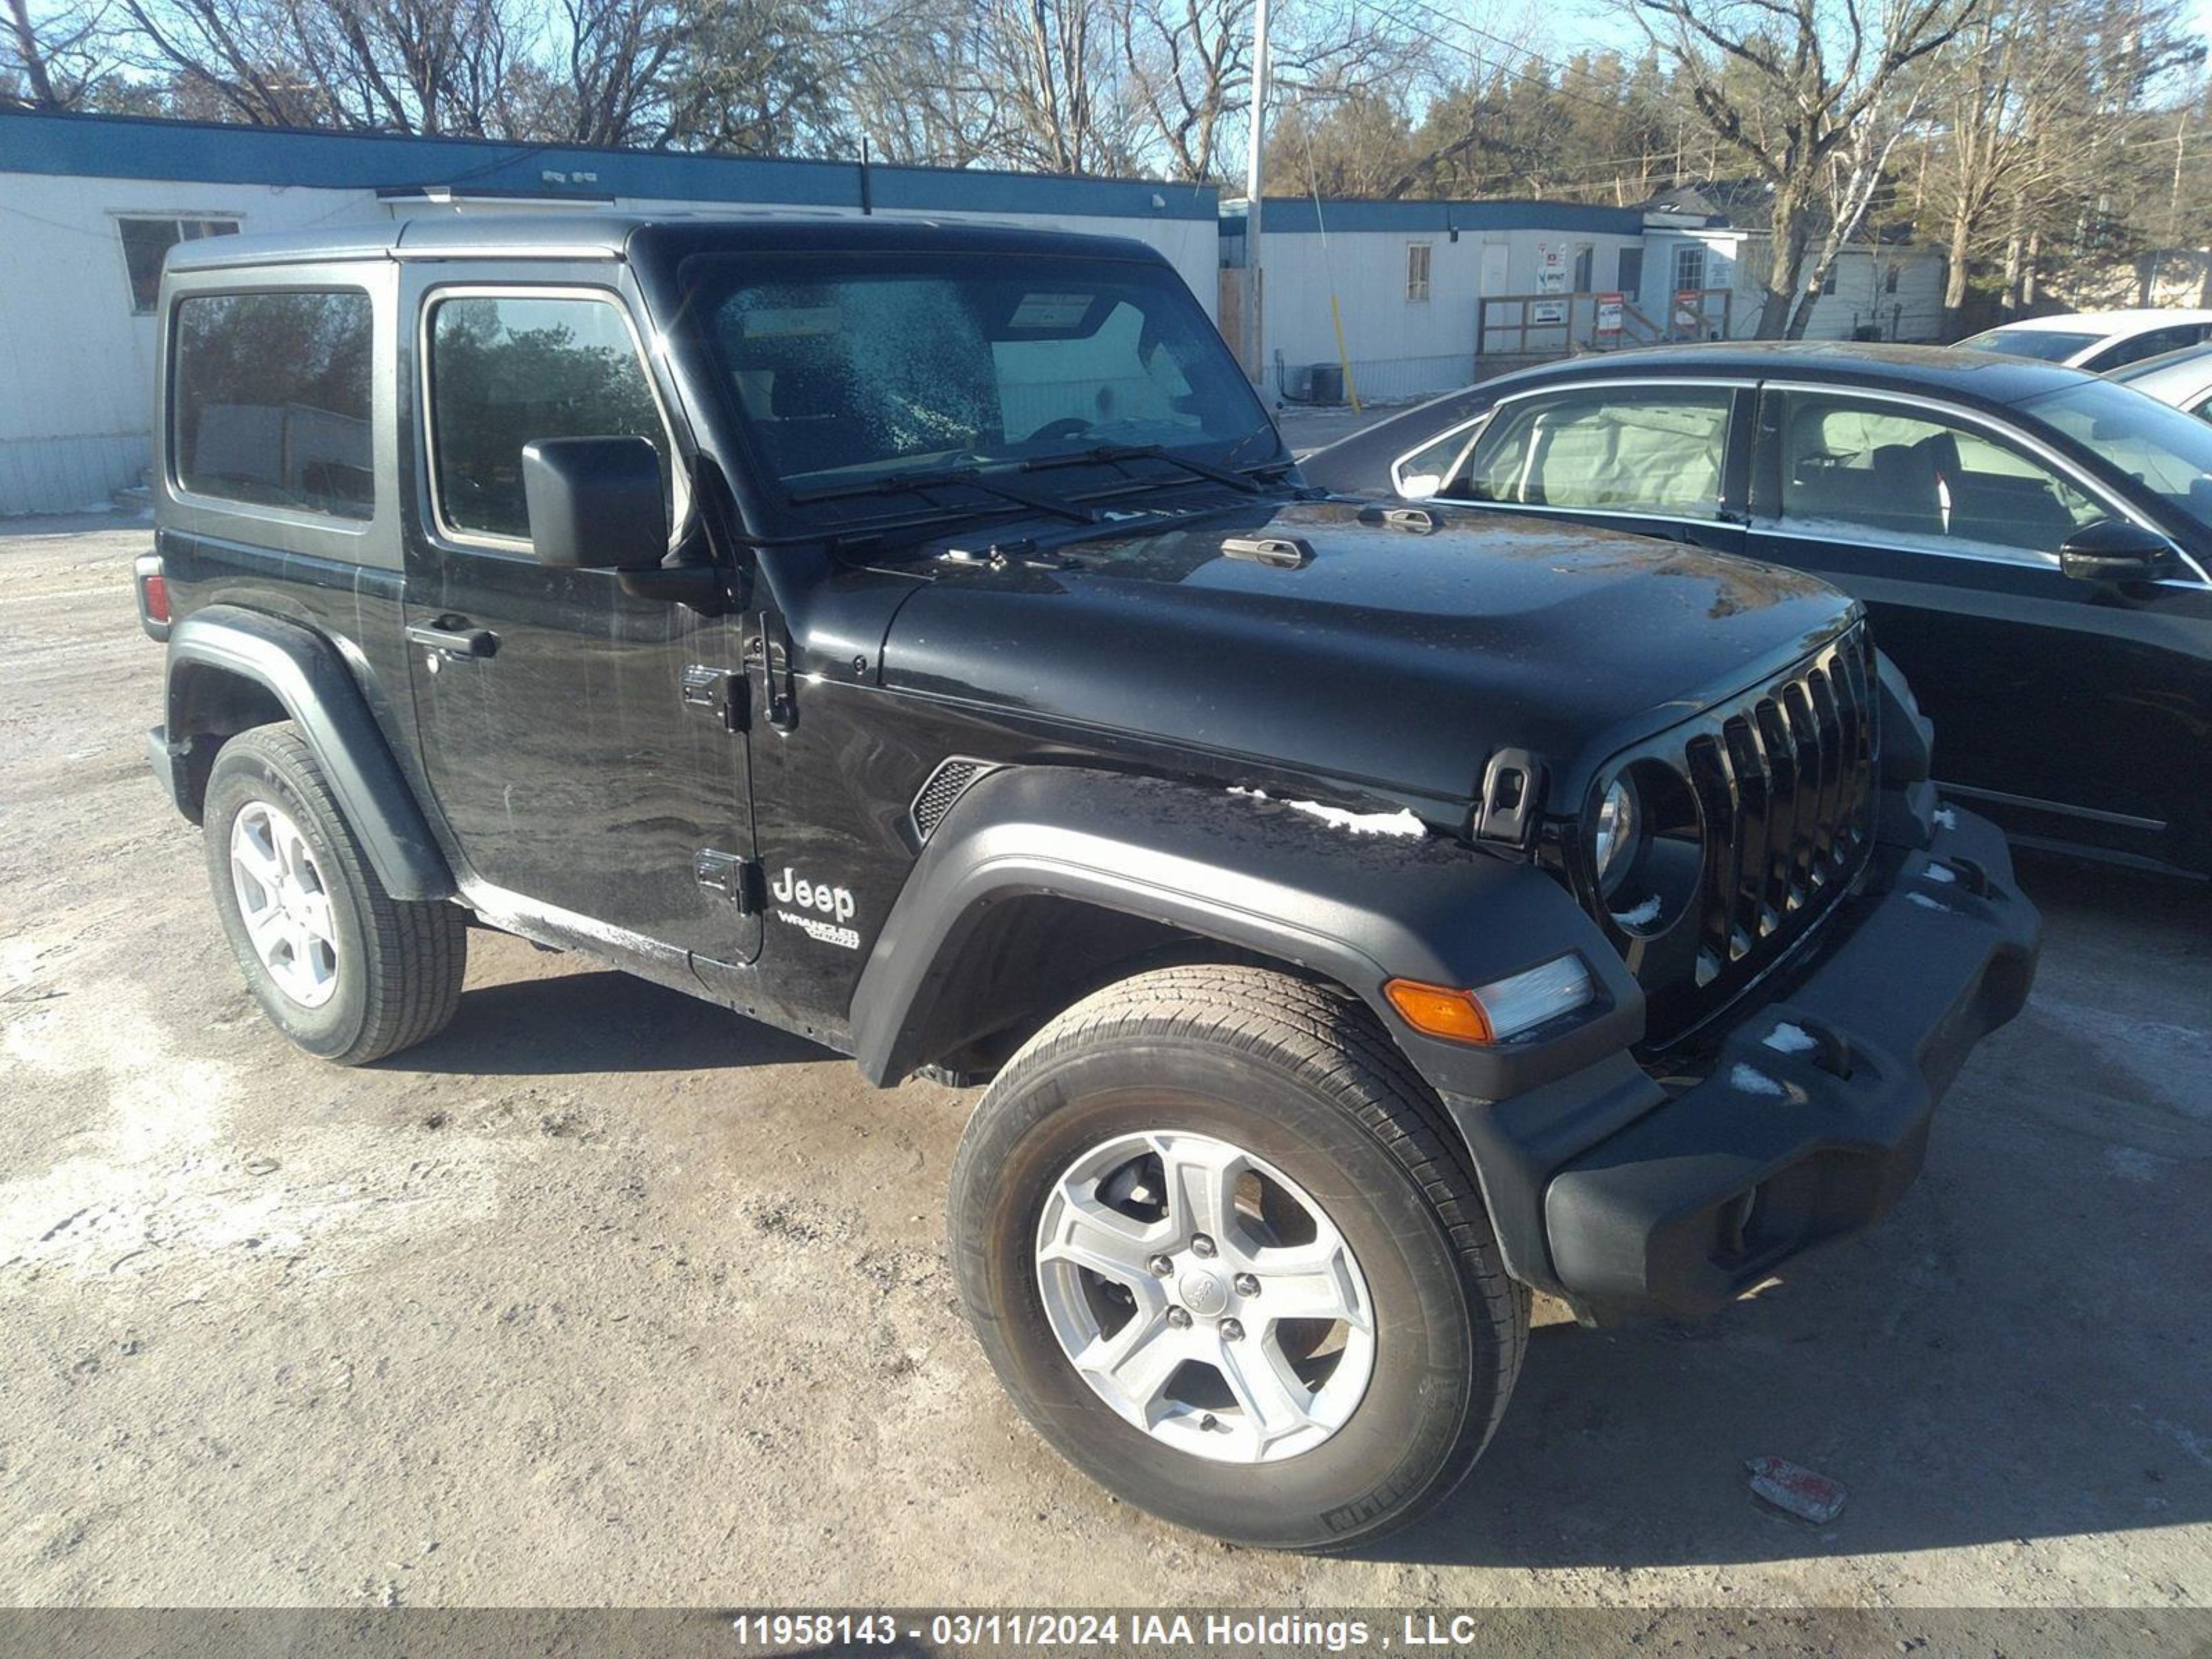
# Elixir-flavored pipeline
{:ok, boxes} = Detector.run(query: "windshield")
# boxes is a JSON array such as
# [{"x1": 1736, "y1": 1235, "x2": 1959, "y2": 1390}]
[
  {"x1": 2017, "y1": 376, "x2": 2212, "y2": 531},
  {"x1": 685, "y1": 251, "x2": 1275, "y2": 496},
  {"x1": 1958, "y1": 326, "x2": 2099, "y2": 362}
]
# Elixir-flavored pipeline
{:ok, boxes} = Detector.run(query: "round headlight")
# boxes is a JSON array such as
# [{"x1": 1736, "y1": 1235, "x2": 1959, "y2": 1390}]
[{"x1": 1593, "y1": 776, "x2": 1639, "y2": 888}]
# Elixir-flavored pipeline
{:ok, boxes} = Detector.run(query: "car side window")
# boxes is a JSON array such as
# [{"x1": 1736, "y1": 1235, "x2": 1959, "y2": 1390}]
[
  {"x1": 2090, "y1": 324, "x2": 2208, "y2": 371},
  {"x1": 171, "y1": 289, "x2": 375, "y2": 519},
  {"x1": 425, "y1": 290, "x2": 677, "y2": 545},
  {"x1": 1450, "y1": 387, "x2": 1732, "y2": 519},
  {"x1": 1770, "y1": 394, "x2": 2106, "y2": 563},
  {"x1": 1393, "y1": 417, "x2": 1487, "y2": 497}
]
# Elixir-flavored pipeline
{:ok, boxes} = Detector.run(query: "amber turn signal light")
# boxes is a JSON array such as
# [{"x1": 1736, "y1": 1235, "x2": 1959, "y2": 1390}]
[{"x1": 1383, "y1": 978, "x2": 1496, "y2": 1044}]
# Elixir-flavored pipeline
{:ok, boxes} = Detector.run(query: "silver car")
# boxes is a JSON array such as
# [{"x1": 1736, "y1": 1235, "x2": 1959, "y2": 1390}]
[{"x1": 2110, "y1": 340, "x2": 2212, "y2": 420}]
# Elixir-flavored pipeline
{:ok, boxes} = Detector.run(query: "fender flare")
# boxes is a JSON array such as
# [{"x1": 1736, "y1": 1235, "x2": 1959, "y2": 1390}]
[
  {"x1": 165, "y1": 606, "x2": 456, "y2": 901},
  {"x1": 846, "y1": 765, "x2": 1642, "y2": 1101}
]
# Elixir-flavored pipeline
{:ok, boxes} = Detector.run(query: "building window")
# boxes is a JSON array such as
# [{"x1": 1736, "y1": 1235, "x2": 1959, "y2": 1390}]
[
  {"x1": 1820, "y1": 262, "x2": 1839, "y2": 296},
  {"x1": 1673, "y1": 244, "x2": 1706, "y2": 294},
  {"x1": 1884, "y1": 262, "x2": 1901, "y2": 294},
  {"x1": 1407, "y1": 243, "x2": 1432, "y2": 303},
  {"x1": 1572, "y1": 245, "x2": 1594, "y2": 292},
  {"x1": 120, "y1": 216, "x2": 240, "y2": 313},
  {"x1": 171, "y1": 289, "x2": 375, "y2": 518},
  {"x1": 1618, "y1": 247, "x2": 1643, "y2": 297}
]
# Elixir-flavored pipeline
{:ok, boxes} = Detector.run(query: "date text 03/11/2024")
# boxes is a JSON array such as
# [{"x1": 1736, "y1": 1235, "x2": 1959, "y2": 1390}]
[{"x1": 724, "y1": 1611, "x2": 1522, "y2": 1650}]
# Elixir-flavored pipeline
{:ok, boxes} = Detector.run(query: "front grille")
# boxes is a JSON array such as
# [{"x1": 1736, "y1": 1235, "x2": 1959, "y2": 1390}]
[{"x1": 1640, "y1": 626, "x2": 1880, "y2": 1046}]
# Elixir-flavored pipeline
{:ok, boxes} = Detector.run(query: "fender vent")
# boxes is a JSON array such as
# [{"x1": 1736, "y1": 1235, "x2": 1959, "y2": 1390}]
[{"x1": 912, "y1": 757, "x2": 998, "y2": 841}]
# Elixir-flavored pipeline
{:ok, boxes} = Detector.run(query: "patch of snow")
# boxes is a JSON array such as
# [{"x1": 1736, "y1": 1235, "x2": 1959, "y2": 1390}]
[
  {"x1": 1907, "y1": 892, "x2": 1951, "y2": 912},
  {"x1": 1227, "y1": 786, "x2": 1426, "y2": 838},
  {"x1": 1921, "y1": 862, "x2": 1958, "y2": 884},
  {"x1": 1730, "y1": 1063, "x2": 1786, "y2": 1098},
  {"x1": 1933, "y1": 806, "x2": 1958, "y2": 830},
  {"x1": 1284, "y1": 799, "x2": 1425, "y2": 838},
  {"x1": 1763, "y1": 1022, "x2": 1819, "y2": 1056},
  {"x1": 1611, "y1": 894, "x2": 1662, "y2": 928}
]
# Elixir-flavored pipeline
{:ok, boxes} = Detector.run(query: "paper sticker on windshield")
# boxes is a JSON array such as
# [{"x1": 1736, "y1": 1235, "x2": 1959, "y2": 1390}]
[
  {"x1": 1009, "y1": 292, "x2": 1094, "y2": 330},
  {"x1": 744, "y1": 306, "x2": 839, "y2": 338}
]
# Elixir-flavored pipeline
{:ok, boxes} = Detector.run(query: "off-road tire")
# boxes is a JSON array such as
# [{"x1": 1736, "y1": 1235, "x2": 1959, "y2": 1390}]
[
  {"x1": 203, "y1": 722, "x2": 466, "y2": 1065},
  {"x1": 948, "y1": 963, "x2": 1528, "y2": 1550}
]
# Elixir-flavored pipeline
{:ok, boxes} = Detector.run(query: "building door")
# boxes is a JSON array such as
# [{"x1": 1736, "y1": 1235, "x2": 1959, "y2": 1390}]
[{"x1": 1480, "y1": 242, "x2": 1510, "y2": 297}]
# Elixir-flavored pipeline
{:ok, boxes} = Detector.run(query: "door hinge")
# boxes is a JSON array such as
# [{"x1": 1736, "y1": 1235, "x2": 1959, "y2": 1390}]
[
  {"x1": 695, "y1": 850, "x2": 765, "y2": 914},
  {"x1": 682, "y1": 664, "x2": 749, "y2": 732},
  {"x1": 743, "y1": 617, "x2": 798, "y2": 733}
]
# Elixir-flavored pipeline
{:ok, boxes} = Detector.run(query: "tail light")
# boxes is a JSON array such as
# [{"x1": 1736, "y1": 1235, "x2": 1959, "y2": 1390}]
[{"x1": 135, "y1": 551, "x2": 171, "y2": 641}]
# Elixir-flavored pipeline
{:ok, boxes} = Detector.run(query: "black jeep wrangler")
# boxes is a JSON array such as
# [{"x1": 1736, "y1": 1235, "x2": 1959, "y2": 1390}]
[{"x1": 139, "y1": 214, "x2": 2039, "y2": 1548}]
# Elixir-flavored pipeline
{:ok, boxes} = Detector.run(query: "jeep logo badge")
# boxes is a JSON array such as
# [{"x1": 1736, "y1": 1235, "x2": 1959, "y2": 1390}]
[
  {"x1": 1178, "y1": 1268, "x2": 1228, "y2": 1318},
  {"x1": 770, "y1": 866, "x2": 856, "y2": 924}
]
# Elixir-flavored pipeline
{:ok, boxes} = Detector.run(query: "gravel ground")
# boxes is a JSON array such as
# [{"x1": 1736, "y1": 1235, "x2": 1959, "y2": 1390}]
[{"x1": 1, "y1": 513, "x2": 2208, "y2": 1621}]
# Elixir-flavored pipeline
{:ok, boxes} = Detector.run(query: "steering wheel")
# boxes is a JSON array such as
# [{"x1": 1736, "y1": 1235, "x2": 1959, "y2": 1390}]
[{"x1": 1027, "y1": 416, "x2": 1096, "y2": 443}]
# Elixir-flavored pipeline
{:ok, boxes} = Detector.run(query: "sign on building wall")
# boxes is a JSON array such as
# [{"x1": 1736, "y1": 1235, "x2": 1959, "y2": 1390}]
[{"x1": 1595, "y1": 293, "x2": 1624, "y2": 336}]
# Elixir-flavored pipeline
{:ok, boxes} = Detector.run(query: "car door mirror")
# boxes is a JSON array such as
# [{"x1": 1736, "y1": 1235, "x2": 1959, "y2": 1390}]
[
  {"x1": 1396, "y1": 469, "x2": 1444, "y2": 498},
  {"x1": 2058, "y1": 518, "x2": 2181, "y2": 585},
  {"x1": 521, "y1": 436, "x2": 668, "y2": 571}
]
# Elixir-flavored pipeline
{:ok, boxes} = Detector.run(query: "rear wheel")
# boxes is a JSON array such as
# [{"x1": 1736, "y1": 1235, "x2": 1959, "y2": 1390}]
[
  {"x1": 948, "y1": 964, "x2": 1527, "y2": 1549},
  {"x1": 203, "y1": 723, "x2": 466, "y2": 1065}
]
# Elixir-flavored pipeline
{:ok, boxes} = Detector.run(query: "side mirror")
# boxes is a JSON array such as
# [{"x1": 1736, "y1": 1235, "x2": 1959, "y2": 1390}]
[
  {"x1": 1396, "y1": 469, "x2": 1444, "y2": 499},
  {"x1": 521, "y1": 436, "x2": 668, "y2": 571},
  {"x1": 2059, "y1": 518, "x2": 2180, "y2": 585}
]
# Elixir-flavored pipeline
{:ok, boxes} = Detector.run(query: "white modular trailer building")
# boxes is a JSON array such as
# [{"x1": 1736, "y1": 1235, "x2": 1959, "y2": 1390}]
[
  {"x1": 1222, "y1": 197, "x2": 1649, "y2": 403},
  {"x1": 0, "y1": 111, "x2": 1221, "y2": 516},
  {"x1": 1638, "y1": 189, "x2": 1948, "y2": 346}
]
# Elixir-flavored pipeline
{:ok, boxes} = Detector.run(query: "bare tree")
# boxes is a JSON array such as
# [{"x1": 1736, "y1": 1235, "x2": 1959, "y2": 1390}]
[
  {"x1": 1629, "y1": 0, "x2": 1980, "y2": 335},
  {"x1": 832, "y1": 0, "x2": 1011, "y2": 167},
  {"x1": 4, "y1": 0, "x2": 111, "y2": 106},
  {"x1": 977, "y1": 0, "x2": 1135, "y2": 173},
  {"x1": 1107, "y1": 0, "x2": 1418, "y2": 184}
]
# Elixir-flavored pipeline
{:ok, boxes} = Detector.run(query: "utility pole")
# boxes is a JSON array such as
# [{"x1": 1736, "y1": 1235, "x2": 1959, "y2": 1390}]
[{"x1": 1241, "y1": 0, "x2": 1270, "y2": 386}]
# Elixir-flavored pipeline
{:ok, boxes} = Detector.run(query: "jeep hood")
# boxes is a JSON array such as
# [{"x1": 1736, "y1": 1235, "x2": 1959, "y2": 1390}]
[{"x1": 879, "y1": 498, "x2": 1857, "y2": 814}]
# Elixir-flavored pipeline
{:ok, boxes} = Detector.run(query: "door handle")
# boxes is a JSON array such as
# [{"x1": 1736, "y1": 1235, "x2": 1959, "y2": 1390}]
[{"x1": 407, "y1": 621, "x2": 497, "y2": 659}]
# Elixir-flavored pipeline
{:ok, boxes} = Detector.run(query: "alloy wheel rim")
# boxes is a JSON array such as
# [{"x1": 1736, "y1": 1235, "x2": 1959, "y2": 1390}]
[
  {"x1": 229, "y1": 800, "x2": 341, "y2": 1009},
  {"x1": 1035, "y1": 1129, "x2": 1375, "y2": 1464}
]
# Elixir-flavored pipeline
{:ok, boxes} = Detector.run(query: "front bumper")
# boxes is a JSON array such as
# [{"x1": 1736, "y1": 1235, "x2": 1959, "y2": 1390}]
[{"x1": 1444, "y1": 803, "x2": 2039, "y2": 1318}]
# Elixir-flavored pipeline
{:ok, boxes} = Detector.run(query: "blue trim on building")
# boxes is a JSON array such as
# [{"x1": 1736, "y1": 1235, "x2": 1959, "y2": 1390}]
[
  {"x1": 0, "y1": 109, "x2": 1220, "y2": 221},
  {"x1": 1222, "y1": 198, "x2": 1647, "y2": 236}
]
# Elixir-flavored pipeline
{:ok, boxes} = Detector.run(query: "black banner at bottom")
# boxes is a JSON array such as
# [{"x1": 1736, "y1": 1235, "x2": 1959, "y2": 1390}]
[{"x1": 0, "y1": 1608, "x2": 2206, "y2": 1659}]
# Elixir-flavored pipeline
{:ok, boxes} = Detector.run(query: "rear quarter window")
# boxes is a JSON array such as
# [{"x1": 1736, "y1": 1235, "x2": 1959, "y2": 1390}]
[{"x1": 170, "y1": 289, "x2": 375, "y2": 519}]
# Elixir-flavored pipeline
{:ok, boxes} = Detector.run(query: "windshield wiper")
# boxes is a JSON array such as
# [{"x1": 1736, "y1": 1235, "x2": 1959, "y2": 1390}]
[
  {"x1": 789, "y1": 465, "x2": 1096, "y2": 525},
  {"x1": 1017, "y1": 443, "x2": 1266, "y2": 496}
]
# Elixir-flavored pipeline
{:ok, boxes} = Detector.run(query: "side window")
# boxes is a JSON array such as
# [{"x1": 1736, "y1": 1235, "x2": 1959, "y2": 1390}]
[
  {"x1": 2092, "y1": 325, "x2": 2204, "y2": 371},
  {"x1": 122, "y1": 216, "x2": 240, "y2": 313},
  {"x1": 1393, "y1": 416, "x2": 1487, "y2": 498},
  {"x1": 426, "y1": 291, "x2": 675, "y2": 545},
  {"x1": 1453, "y1": 387, "x2": 1733, "y2": 519},
  {"x1": 1674, "y1": 245, "x2": 1706, "y2": 294},
  {"x1": 1770, "y1": 394, "x2": 2106, "y2": 561},
  {"x1": 171, "y1": 288, "x2": 374, "y2": 519}
]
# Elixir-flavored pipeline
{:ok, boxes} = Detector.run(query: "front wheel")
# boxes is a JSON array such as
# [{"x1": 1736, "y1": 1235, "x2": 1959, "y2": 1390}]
[{"x1": 947, "y1": 964, "x2": 1528, "y2": 1549}]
